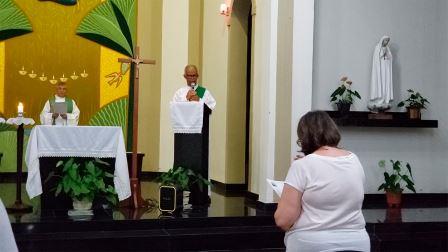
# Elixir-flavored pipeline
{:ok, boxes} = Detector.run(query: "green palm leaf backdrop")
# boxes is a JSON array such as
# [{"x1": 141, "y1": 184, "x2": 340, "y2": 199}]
[
  {"x1": 77, "y1": 0, "x2": 136, "y2": 149},
  {"x1": 0, "y1": 0, "x2": 33, "y2": 41},
  {"x1": 76, "y1": 0, "x2": 136, "y2": 57},
  {"x1": 88, "y1": 97, "x2": 128, "y2": 137},
  {"x1": 0, "y1": 131, "x2": 29, "y2": 172}
]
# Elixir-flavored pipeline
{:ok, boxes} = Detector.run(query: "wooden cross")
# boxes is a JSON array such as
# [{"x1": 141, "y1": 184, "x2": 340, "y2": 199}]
[{"x1": 119, "y1": 46, "x2": 155, "y2": 209}]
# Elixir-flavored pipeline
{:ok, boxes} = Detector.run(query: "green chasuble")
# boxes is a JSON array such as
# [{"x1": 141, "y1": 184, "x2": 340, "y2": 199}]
[{"x1": 196, "y1": 86, "x2": 206, "y2": 99}]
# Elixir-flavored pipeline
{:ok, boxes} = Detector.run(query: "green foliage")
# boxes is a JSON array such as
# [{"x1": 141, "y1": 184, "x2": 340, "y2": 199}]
[
  {"x1": 397, "y1": 89, "x2": 430, "y2": 109},
  {"x1": 54, "y1": 158, "x2": 118, "y2": 206},
  {"x1": 377, "y1": 160, "x2": 416, "y2": 193},
  {"x1": 76, "y1": 0, "x2": 136, "y2": 57},
  {"x1": 330, "y1": 77, "x2": 361, "y2": 105},
  {"x1": 156, "y1": 166, "x2": 211, "y2": 192},
  {"x1": 0, "y1": 123, "x2": 15, "y2": 132},
  {"x1": 0, "y1": 0, "x2": 33, "y2": 41},
  {"x1": 0, "y1": 131, "x2": 29, "y2": 171},
  {"x1": 88, "y1": 98, "x2": 127, "y2": 137}
]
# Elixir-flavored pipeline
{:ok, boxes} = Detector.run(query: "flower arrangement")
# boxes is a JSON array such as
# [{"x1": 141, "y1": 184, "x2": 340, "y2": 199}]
[{"x1": 330, "y1": 76, "x2": 362, "y2": 105}]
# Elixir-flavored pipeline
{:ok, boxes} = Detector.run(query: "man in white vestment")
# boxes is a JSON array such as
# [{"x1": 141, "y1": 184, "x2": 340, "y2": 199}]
[
  {"x1": 40, "y1": 82, "x2": 80, "y2": 126},
  {"x1": 368, "y1": 36, "x2": 393, "y2": 111},
  {"x1": 172, "y1": 65, "x2": 216, "y2": 110}
]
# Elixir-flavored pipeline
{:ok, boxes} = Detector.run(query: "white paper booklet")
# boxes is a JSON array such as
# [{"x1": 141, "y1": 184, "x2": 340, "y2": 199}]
[{"x1": 266, "y1": 179, "x2": 285, "y2": 197}]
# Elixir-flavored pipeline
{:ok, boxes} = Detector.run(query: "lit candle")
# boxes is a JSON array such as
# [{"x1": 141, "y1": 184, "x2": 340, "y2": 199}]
[
  {"x1": 220, "y1": 3, "x2": 227, "y2": 15},
  {"x1": 18, "y1": 102, "x2": 24, "y2": 116}
]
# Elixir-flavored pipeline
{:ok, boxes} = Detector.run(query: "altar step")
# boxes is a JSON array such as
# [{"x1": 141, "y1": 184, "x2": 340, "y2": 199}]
[
  {"x1": 11, "y1": 209, "x2": 448, "y2": 251},
  {"x1": 13, "y1": 214, "x2": 285, "y2": 252}
]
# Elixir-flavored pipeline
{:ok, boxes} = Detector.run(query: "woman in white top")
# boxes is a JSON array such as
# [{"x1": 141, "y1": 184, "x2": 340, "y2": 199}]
[{"x1": 274, "y1": 111, "x2": 370, "y2": 252}]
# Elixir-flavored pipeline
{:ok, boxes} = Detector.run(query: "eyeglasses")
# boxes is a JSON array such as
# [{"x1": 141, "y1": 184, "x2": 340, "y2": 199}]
[{"x1": 185, "y1": 74, "x2": 198, "y2": 77}]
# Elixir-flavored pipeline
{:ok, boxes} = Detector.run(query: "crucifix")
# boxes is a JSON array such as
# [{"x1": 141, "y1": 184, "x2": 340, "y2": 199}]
[{"x1": 119, "y1": 46, "x2": 155, "y2": 209}]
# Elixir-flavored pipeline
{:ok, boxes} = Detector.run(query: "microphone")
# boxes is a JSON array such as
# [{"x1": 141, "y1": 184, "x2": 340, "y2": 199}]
[{"x1": 191, "y1": 83, "x2": 196, "y2": 90}]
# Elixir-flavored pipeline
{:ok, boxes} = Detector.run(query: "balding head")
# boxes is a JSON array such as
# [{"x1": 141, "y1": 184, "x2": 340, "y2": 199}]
[{"x1": 183, "y1": 64, "x2": 199, "y2": 87}]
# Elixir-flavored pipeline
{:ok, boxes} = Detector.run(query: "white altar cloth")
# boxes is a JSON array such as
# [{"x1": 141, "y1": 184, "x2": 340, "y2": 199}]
[{"x1": 25, "y1": 125, "x2": 130, "y2": 201}]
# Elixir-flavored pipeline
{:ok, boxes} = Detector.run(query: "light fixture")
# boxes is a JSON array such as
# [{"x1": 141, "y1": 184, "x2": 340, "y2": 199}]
[{"x1": 219, "y1": 0, "x2": 233, "y2": 27}]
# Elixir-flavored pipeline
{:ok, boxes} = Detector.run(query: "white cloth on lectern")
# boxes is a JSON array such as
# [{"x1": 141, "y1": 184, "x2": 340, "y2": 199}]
[
  {"x1": 170, "y1": 101, "x2": 204, "y2": 134},
  {"x1": 0, "y1": 118, "x2": 5, "y2": 123},
  {"x1": 0, "y1": 199, "x2": 18, "y2": 252},
  {"x1": 368, "y1": 36, "x2": 393, "y2": 111}
]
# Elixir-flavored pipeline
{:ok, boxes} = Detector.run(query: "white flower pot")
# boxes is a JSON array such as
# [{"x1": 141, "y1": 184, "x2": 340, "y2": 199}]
[{"x1": 73, "y1": 198, "x2": 92, "y2": 210}]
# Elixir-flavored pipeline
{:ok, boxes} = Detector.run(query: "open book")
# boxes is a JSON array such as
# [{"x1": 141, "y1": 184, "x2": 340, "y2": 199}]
[{"x1": 267, "y1": 179, "x2": 285, "y2": 197}]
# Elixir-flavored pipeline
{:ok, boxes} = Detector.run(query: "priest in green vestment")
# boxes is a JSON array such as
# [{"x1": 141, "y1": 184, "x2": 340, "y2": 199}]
[
  {"x1": 172, "y1": 65, "x2": 216, "y2": 110},
  {"x1": 40, "y1": 82, "x2": 80, "y2": 126}
]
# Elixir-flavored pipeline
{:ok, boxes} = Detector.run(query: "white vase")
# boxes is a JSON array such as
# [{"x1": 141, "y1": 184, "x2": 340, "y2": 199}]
[{"x1": 73, "y1": 198, "x2": 92, "y2": 210}]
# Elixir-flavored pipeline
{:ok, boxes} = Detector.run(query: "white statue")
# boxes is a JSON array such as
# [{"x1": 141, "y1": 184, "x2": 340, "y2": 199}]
[{"x1": 368, "y1": 36, "x2": 393, "y2": 111}]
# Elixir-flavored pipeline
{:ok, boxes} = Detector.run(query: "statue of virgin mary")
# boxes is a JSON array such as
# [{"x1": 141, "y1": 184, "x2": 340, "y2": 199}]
[{"x1": 368, "y1": 36, "x2": 393, "y2": 111}]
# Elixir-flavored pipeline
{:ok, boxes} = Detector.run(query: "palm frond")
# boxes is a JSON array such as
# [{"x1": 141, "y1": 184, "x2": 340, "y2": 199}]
[
  {"x1": 0, "y1": 0, "x2": 32, "y2": 41},
  {"x1": 76, "y1": 0, "x2": 136, "y2": 57}
]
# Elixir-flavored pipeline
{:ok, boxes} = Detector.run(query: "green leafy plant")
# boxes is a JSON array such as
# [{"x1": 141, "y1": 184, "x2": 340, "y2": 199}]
[
  {"x1": 397, "y1": 89, "x2": 430, "y2": 109},
  {"x1": 330, "y1": 76, "x2": 361, "y2": 105},
  {"x1": 377, "y1": 160, "x2": 416, "y2": 193},
  {"x1": 156, "y1": 166, "x2": 210, "y2": 192},
  {"x1": 54, "y1": 158, "x2": 118, "y2": 205}
]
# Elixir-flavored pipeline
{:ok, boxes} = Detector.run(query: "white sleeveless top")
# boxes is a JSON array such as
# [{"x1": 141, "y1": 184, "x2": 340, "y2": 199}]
[{"x1": 284, "y1": 153, "x2": 370, "y2": 251}]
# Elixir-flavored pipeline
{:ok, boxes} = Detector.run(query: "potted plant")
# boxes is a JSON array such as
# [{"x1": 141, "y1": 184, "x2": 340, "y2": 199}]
[
  {"x1": 330, "y1": 76, "x2": 361, "y2": 115},
  {"x1": 54, "y1": 158, "x2": 118, "y2": 212},
  {"x1": 397, "y1": 89, "x2": 430, "y2": 119},
  {"x1": 156, "y1": 166, "x2": 210, "y2": 212},
  {"x1": 377, "y1": 160, "x2": 416, "y2": 208}
]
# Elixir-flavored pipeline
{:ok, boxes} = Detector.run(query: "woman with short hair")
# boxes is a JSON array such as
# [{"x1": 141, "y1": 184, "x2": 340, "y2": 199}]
[{"x1": 275, "y1": 110, "x2": 370, "y2": 252}]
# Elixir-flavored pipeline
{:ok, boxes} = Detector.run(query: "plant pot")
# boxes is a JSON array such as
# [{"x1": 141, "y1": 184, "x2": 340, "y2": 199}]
[
  {"x1": 385, "y1": 191, "x2": 402, "y2": 208},
  {"x1": 337, "y1": 102, "x2": 351, "y2": 116},
  {"x1": 407, "y1": 107, "x2": 421, "y2": 120},
  {"x1": 73, "y1": 198, "x2": 92, "y2": 211},
  {"x1": 385, "y1": 207, "x2": 402, "y2": 223}
]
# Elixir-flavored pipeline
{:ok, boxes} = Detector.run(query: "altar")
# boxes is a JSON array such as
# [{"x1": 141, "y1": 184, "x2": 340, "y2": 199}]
[{"x1": 25, "y1": 126, "x2": 131, "y2": 209}]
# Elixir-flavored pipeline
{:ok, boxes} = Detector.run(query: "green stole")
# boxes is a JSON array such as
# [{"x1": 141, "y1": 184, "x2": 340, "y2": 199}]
[
  {"x1": 195, "y1": 86, "x2": 206, "y2": 99},
  {"x1": 49, "y1": 97, "x2": 74, "y2": 113}
]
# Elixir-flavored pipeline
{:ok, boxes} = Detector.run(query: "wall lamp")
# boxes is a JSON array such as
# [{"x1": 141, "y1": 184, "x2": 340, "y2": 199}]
[{"x1": 219, "y1": 0, "x2": 233, "y2": 27}]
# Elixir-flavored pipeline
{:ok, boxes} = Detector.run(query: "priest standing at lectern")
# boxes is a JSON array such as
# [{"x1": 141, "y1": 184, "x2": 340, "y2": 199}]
[
  {"x1": 171, "y1": 64, "x2": 216, "y2": 208},
  {"x1": 40, "y1": 82, "x2": 80, "y2": 126},
  {"x1": 172, "y1": 65, "x2": 216, "y2": 109}
]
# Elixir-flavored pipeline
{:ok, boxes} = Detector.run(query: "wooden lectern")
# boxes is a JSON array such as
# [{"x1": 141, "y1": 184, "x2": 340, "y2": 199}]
[{"x1": 173, "y1": 105, "x2": 211, "y2": 207}]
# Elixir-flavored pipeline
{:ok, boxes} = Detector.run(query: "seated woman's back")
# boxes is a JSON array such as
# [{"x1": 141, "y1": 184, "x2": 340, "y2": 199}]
[{"x1": 286, "y1": 149, "x2": 366, "y2": 231}]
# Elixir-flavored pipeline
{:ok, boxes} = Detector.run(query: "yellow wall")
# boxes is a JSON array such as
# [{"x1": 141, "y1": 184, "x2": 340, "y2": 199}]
[
  {"x1": 137, "y1": 0, "x2": 163, "y2": 171},
  {"x1": 274, "y1": 0, "x2": 293, "y2": 181},
  {"x1": 158, "y1": 0, "x2": 190, "y2": 171},
  {"x1": 99, "y1": 47, "x2": 130, "y2": 107},
  {"x1": 203, "y1": 0, "x2": 250, "y2": 184},
  {"x1": 188, "y1": 0, "x2": 204, "y2": 82},
  {"x1": 4, "y1": 0, "x2": 101, "y2": 123},
  {"x1": 225, "y1": 0, "x2": 251, "y2": 183},
  {"x1": 203, "y1": 0, "x2": 230, "y2": 183}
]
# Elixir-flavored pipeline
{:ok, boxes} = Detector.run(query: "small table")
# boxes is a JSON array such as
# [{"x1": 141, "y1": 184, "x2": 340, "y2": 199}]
[
  {"x1": 25, "y1": 126, "x2": 131, "y2": 202},
  {"x1": 6, "y1": 117, "x2": 35, "y2": 213}
]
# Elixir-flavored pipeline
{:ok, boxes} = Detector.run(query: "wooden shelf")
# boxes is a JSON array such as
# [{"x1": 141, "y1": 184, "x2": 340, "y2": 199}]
[{"x1": 325, "y1": 111, "x2": 438, "y2": 128}]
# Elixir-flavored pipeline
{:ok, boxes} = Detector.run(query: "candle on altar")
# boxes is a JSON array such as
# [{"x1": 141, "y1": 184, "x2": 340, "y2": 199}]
[{"x1": 18, "y1": 102, "x2": 24, "y2": 117}]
